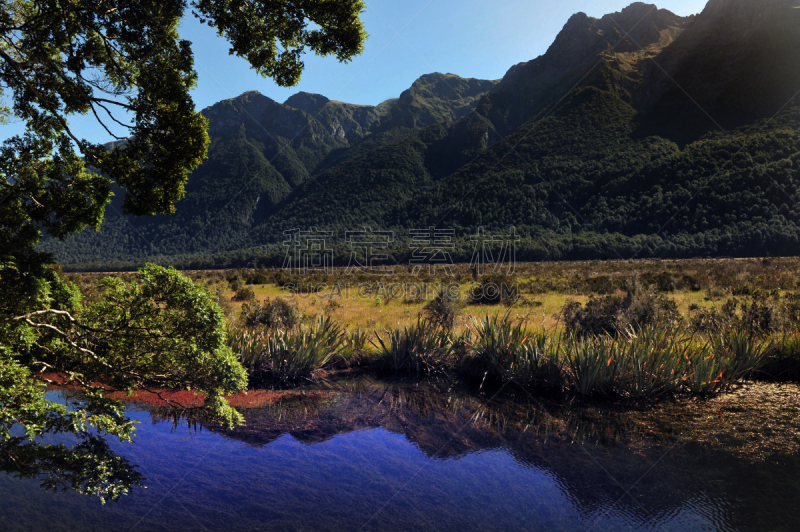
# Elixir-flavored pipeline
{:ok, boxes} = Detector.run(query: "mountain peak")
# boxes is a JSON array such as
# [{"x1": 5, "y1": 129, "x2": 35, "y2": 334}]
[
  {"x1": 602, "y1": 3, "x2": 668, "y2": 30},
  {"x1": 228, "y1": 90, "x2": 269, "y2": 104},
  {"x1": 284, "y1": 92, "x2": 331, "y2": 114},
  {"x1": 202, "y1": 90, "x2": 274, "y2": 113},
  {"x1": 393, "y1": 72, "x2": 498, "y2": 125},
  {"x1": 617, "y1": 2, "x2": 659, "y2": 18},
  {"x1": 564, "y1": 11, "x2": 594, "y2": 27}
]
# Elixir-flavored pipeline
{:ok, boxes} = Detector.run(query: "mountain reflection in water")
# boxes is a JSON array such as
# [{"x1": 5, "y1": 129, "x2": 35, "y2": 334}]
[{"x1": 2, "y1": 379, "x2": 799, "y2": 531}]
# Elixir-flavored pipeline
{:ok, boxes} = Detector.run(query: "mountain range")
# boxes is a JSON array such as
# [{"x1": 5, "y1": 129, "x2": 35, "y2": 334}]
[{"x1": 43, "y1": 0, "x2": 800, "y2": 269}]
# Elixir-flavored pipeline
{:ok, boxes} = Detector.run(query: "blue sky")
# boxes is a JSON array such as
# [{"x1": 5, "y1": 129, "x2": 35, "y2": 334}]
[{"x1": 1, "y1": 0, "x2": 709, "y2": 144}]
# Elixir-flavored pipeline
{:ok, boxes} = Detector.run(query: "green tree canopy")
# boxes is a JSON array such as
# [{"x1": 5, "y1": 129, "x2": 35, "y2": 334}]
[{"x1": 0, "y1": 0, "x2": 366, "y2": 501}]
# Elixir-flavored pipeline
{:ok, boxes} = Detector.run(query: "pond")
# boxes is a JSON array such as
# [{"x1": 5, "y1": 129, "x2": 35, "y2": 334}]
[{"x1": 2, "y1": 380, "x2": 799, "y2": 531}]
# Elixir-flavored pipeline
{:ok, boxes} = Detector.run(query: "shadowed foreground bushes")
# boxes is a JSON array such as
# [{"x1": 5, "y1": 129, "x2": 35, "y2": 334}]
[
  {"x1": 461, "y1": 314, "x2": 562, "y2": 391},
  {"x1": 228, "y1": 316, "x2": 344, "y2": 383},
  {"x1": 370, "y1": 318, "x2": 457, "y2": 375},
  {"x1": 227, "y1": 311, "x2": 800, "y2": 399}
]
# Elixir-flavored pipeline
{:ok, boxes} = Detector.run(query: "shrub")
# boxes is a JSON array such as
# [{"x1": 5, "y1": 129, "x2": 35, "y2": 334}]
[
  {"x1": 228, "y1": 276, "x2": 242, "y2": 293},
  {"x1": 273, "y1": 271, "x2": 323, "y2": 294},
  {"x1": 470, "y1": 274, "x2": 519, "y2": 306},
  {"x1": 562, "y1": 286, "x2": 681, "y2": 336},
  {"x1": 782, "y1": 293, "x2": 800, "y2": 329},
  {"x1": 562, "y1": 296, "x2": 626, "y2": 336},
  {"x1": 232, "y1": 286, "x2": 255, "y2": 302},
  {"x1": 653, "y1": 272, "x2": 677, "y2": 293},
  {"x1": 245, "y1": 269, "x2": 271, "y2": 285},
  {"x1": 680, "y1": 275, "x2": 702, "y2": 292},
  {"x1": 625, "y1": 290, "x2": 681, "y2": 329},
  {"x1": 689, "y1": 299, "x2": 738, "y2": 333},
  {"x1": 583, "y1": 276, "x2": 615, "y2": 295},
  {"x1": 424, "y1": 286, "x2": 464, "y2": 329},
  {"x1": 689, "y1": 295, "x2": 800, "y2": 335},
  {"x1": 740, "y1": 296, "x2": 777, "y2": 333},
  {"x1": 241, "y1": 298, "x2": 300, "y2": 329}
]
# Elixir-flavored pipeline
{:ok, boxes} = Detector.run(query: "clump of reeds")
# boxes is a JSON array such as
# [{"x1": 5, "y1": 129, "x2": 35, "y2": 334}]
[
  {"x1": 340, "y1": 327, "x2": 371, "y2": 366},
  {"x1": 371, "y1": 318, "x2": 453, "y2": 374},
  {"x1": 678, "y1": 330, "x2": 760, "y2": 395},
  {"x1": 562, "y1": 333, "x2": 621, "y2": 397},
  {"x1": 614, "y1": 326, "x2": 694, "y2": 399},
  {"x1": 228, "y1": 315, "x2": 344, "y2": 382},
  {"x1": 559, "y1": 325, "x2": 774, "y2": 399},
  {"x1": 462, "y1": 313, "x2": 561, "y2": 390},
  {"x1": 226, "y1": 307, "x2": 786, "y2": 401}
]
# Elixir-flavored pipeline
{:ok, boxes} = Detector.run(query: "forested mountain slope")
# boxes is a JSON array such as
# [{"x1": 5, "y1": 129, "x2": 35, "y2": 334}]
[{"x1": 42, "y1": 0, "x2": 800, "y2": 268}]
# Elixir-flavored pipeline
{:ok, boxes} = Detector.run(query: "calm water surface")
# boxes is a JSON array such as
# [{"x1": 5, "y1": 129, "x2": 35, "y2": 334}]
[{"x1": 1, "y1": 380, "x2": 799, "y2": 531}]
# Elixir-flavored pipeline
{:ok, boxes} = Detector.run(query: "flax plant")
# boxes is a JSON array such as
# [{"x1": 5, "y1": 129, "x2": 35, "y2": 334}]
[
  {"x1": 371, "y1": 318, "x2": 453, "y2": 374},
  {"x1": 228, "y1": 316, "x2": 344, "y2": 382}
]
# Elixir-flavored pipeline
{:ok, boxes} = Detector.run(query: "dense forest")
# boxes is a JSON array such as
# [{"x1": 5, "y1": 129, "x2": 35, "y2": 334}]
[{"x1": 41, "y1": 0, "x2": 800, "y2": 270}]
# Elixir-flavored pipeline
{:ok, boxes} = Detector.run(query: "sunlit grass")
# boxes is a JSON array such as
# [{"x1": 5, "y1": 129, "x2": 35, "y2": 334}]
[{"x1": 72, "y1": 259, "x2": 800, "y2": 400}]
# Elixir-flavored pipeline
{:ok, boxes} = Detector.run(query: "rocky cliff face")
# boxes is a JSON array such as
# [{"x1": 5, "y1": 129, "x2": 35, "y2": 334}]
[
  {"x1": 638, "y1": 0, "x2": 800, "y2": 139},
  {"x1": 488, "y1": 0, "x2": 800, "y2": 140},
  {"x1": 486, "y1": 3, "x2": 691, "y2": 134}
]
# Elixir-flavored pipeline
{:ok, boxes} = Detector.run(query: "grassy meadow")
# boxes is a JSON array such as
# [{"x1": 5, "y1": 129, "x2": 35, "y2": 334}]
[{"x1": 64, "y1": 257, "x2": 800, "y2": 400}]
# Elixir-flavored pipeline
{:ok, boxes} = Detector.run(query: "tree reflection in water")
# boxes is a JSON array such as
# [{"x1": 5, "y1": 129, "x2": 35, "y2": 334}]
[{"x1": 1, "y1": 433, "x2": 143, "y2": 503}]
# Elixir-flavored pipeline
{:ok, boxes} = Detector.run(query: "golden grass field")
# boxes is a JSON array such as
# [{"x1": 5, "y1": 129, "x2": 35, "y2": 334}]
[
  {"x1": 209, "y1": 278, "x2": 721, "y2": 332},
  {"x1": 68, "y1": 257, "x2": 800, "y2": 332}
]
